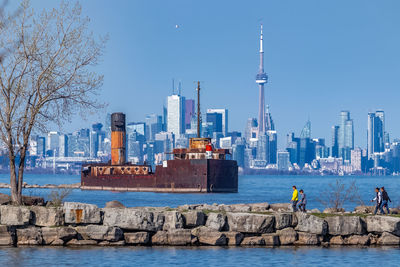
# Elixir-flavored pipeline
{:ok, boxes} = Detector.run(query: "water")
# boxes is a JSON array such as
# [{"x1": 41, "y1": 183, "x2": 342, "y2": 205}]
[
  {"x1": 0, "y1": 173, "x2": 399, "y2": 266},
  {"x1": 0, "y1": 174, "x2": 398, "y2": 211},
  {"x1": 0, "y1": 246, "x2": 399, "y2": 267}
]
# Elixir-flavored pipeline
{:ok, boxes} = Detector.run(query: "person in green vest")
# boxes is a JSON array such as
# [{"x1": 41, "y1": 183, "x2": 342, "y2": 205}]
[{"x1": 291, "y1": 185, "x2": 299, "y2": 212}]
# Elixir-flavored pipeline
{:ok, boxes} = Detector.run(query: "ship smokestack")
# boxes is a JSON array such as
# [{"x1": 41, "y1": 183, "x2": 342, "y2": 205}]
[{"x1": 111, "y1": 112, "x2": 126, "y2": 165}]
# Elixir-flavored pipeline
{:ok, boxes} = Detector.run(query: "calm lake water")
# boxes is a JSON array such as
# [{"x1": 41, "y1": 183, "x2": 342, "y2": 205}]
[{"x1": 0, "y1": 174, "x2": 399, "y2": 266}]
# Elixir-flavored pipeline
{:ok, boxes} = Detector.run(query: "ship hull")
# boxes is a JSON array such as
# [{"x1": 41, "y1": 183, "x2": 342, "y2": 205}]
[{"x1": 81, "y1": 159, "x2": 238, "y2": 193}]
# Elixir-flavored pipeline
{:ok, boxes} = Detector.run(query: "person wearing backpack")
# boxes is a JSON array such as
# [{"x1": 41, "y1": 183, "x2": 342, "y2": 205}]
[{"x1": 381, "y1": 187, "x2": 391, "y2": 214}]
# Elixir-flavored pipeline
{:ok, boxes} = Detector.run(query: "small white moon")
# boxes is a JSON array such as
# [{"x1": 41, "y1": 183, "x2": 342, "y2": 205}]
[{"x1": 175, "y1": 24, "x2": 179, "y2": 29}]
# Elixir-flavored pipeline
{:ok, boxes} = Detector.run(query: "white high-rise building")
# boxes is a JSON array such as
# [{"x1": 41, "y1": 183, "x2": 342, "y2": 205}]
[
  {"x1": 167, "y1": 94, "x2": 185, "y2": 136},
  {"x1": 206, "y1": 108, "x2": 228, "y2": 136},
  {"x1": 47, "y1": 131, "x2": 59, "y2": 156}
]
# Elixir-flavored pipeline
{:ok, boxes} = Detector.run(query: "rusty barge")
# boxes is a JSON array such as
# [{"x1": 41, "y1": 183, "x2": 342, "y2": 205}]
[{"x1": 81, "y1": 83, "x2": 238, "y2": 193}]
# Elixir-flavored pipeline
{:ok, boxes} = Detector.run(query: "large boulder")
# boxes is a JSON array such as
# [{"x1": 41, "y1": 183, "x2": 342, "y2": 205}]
[
  {"x1": 365, "y1": 216, "x2": 400, "y2": 236},
  {"x1": 16, "y1": 227, "x2": 43, "y2": 245},
  {"x1": 345, "y1": 235, "x2": 370, "y2": 246},
  {"x1": 205, "y1": 213, "x2": 227, "y2": 231},
  {"x1": 191, "y1": 226, "x2": 227, "y2": 246},
  {"x1": 151, "y1": 231, "x2": 168, "y2": 245},
  {"x1": 224, "y1": 204, "x2": 251, "y2": 213},
  {"x1": 75, "y1": 225, "x2": 123, "y2": 241},
  {"x1": 63, "y1": 202, "x2": 101, "y2": 224},
  {"x1": 276, "y1": 227, "x2": 298, "y2": 245},
  {"x1": 377, "y1": 232, "x2": 400, "y2": 245},
  {"x1": 105, "y1": 200, "x2": 125, "y2": 209},
  {"x1": 354, "y1": 206, "x2": 374, "y2": 214},
  {"x1": 167, "y1": 229, "x2": 192, "y2": 246},
  {"x1": 0, "y1": 206, "x2": 31, "y2": 226},
  {"x1": 163, "y1": 211, "x2": 184, "y2": 231},
  {"x1": 241, "y1": 236, "x2": 265, "y2": 246},
  {"x1": 226, "y1": 212, "x2": 275, "y2": 234},
  {"x1": 249, "y1": 202, "x2": 270, "y2": 212},
  {"x1": 66, "y1": 239, "x2": 97, "y2": 246},
  {"x1": 295, "y1": 232, "x2": 320, "y2": 246},
  {"x1": 103, "y1": 208, "x2": 164, "y2": 232},
  {"x1": 330, "y1": 235, "x2": 344, "y2": 245},
  {"x1": 269, "y1": 203, "x2": 291, "y2": 212},
  {"x1": 0, "y1": 226, "x2": 16, "y2": 246},
  {"x1": 295, "y1": 213, "x2": 328, "y2": 235},
  {"x1": 261, "y1": 234, "x2": 280, "y2": 246},
  {"x1": 30, "y1": 206, "x2": 64, "y2": 227},
  {"x1": 275, "y1": 213, "x2": 294, "y2": 230},
  {"x1": 124, "y1": 232, "x2": 150, "y2": 245},
  {"x1": 323, "y1": 208, "x2": 345, "y2": 214},
  {"x1": 182, "y1": 211, "x2": 205, "y2": 228},
  {"x1": 325, "y1": 216, "x2": 365, "y2": 236},
  {"x1": 41, "y1": 226, "x2": 77, "y2": 245},
  {"x1": 224, "y1": 231, "x2": 244, "y2": 246}
]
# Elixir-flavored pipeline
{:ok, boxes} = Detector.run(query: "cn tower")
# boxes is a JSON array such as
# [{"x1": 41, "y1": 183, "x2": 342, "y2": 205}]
[{"x1": 255, "y1": 24, "x2": 268, "y2": 135}]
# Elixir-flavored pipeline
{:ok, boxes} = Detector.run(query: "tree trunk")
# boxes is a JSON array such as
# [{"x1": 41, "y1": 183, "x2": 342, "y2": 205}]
[
  {"x1": 17, "y1": 147, "x2": 27, "y2": 199},
  {"x1": 9, "y1": 153, "x2": 22, "y2": 205}
]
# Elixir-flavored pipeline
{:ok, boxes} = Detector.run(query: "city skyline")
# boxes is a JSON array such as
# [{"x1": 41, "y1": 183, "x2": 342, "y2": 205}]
[{"x1": 14, "y1": 0, "x2": 400, "y2": 150}]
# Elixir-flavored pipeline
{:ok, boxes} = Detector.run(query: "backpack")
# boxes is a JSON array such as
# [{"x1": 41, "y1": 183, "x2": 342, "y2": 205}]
[{"x1": 382, "y1": 191, "x2": 389, "y2": 201}]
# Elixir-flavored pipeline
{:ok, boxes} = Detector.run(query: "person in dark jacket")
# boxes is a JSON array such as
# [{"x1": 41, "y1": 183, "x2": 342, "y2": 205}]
[
  {"x1": 371, "y1": 187, "x2": 382, "y2": 215},
  {"x1": 381, "y1": 187, "x2": 391, "y2": 214},
  {"x1": 298, "y1": 189, "x2": 307, "y2": 212}
]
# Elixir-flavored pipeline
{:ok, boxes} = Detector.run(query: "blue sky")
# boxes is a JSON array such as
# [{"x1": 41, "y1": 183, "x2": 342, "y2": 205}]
[{"x1": 20, "y1": 1, "x2": 400, "y2": 148}]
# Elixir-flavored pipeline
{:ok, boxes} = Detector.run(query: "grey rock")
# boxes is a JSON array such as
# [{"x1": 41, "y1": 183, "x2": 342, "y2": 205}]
[
  {"x1": 75, "y1": 225, "x2": 123, "y2": 241},
  {"x1": 226, "y1": 212, "x2": 275, "y2": 234},
  {"x1": 269, "y1": 203, "x2": 291, "y2": 212},
  {"x1": 163, "y1": 211, "x2": 184, "y2": 231},
  {"x1": 191, "y1": 226, "x2": 227, "y2": 246},
  {"x1": 17, "y1": 227, "x2": 43, "y2": 245},
  {"x1": 98, "y1": 240, "x2": 125, "y2": 246},
  {"x1": 276, "y1": 227, "x2": 298, "y2": 245},
  {"x1": 151, "y1": 231, "x2": 168, "y2": 245},
  {"x1": 275, "y1": 213, "x2": 294, "y2": 230},
  {"x1": 182, "y1": 211, "x2": 205, "y2": 228},
  {"x1": 295, "y1": 212, "x2": 328, "y2": 235},
  {"x1": 63, "y1": 202, "x2": 101, "y2": 224},
  {"x1": 241, "y1": 236, "x2": 265, "y2": 246},
  {"x1": 30, "y1": 206, "x2": 64, "y2": 227},
  {"x1": 226, "y1": 204, "x2": 251, "y2": 213},
  {"x1": 325, "y1": 216, "x2": 365, "y2": 236},
  {"x1": 66, "y1": 239, "x2": 97, "y2": 246},
  {"x1": 365, "y1": 216, "x2": 400, "y2": 236},
  {"x1": 261, "y1": 233, "x2": 280, "y2": 246},
  {"x1": 249, "y1": 202, "x2": 270, "y2": 212},
  {"x1": 0, "y1": 206, "x2": 31, "y2": 226},
  {"x1": 295, "y1": 232, "x2": 320, "y2": 246},
  {"x1": 330, "y1": 235, "x2": 345, "y2": 245},
  {"x1": 323, "y1": 208, "x2": 345, "y2": 214},
  {"x1": 103, "y1": 208, "x2": 164, "y2": 231},
  {"x1": 105, "y1": 200, "x2": 125, "y2": 209},
  {"x1": 377, "y1": 232, "x2": 400, "y2": 245},
  {"x1": 167, "y1": 229, "x2": 192, "y2": 246},
  {"x1": 224, "y1": 231, "x2": 244, "y2": 246},
  {"x1": 41, "y1": 226, "x2": 77, "y2": 245},
  {"x1": 124, "y1": 232, "x2": 150, "y2": 245},
  {"x1": 345, "y1": 235, "x2": 370, "y2": 246},
  {"x1": 0, "y1": 226, "x2": 15, "y2": 246},
  {"x1": 205, "y1": 213, "x2": 227, "y2": 231},
  {"x1": 354, "y1": 206, "x2": 375, "y2": 214}
]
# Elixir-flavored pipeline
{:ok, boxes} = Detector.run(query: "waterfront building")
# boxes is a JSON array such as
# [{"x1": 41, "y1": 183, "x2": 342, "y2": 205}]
[
  {"x1": 331, "y1": 125, "x2": 339, "y2": 158},
  {"x1": 351, "y1": 147, "x2": 362, "y2": 172},
  {"x1": 277, "y1": 151, "x2": 290, "y2": 171},
  {"x1": 167, "y1": 94, "x2": 185, "y2": 136},
  {"x1": 206, "y1": 109, "x2": 228, "y2": 136}
]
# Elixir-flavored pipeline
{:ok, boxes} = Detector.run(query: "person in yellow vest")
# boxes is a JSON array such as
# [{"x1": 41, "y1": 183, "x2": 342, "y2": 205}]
[{"x1": 291, "y1": 185, "x2": 299, "y2": 212}]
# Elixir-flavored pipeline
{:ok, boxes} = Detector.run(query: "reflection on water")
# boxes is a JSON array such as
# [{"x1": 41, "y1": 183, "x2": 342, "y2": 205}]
[{"x1": 0, "y1": 246, "x2": 399, "y2": 266}]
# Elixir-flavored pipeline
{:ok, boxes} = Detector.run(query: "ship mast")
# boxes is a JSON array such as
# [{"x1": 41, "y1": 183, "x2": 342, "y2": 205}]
[{"x1": 196, "y1": 81, "x2": 201, "y2": 138}]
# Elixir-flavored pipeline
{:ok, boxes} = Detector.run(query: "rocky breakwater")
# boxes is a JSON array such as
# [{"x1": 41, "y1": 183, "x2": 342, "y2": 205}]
[{"x1": 0, "y1": 201, "x2": 400, "y2": 247}]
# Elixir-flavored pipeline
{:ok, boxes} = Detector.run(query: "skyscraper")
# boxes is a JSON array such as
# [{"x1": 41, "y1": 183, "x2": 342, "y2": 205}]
[
  {"x1": 185, "y1": 99, "x2": 195, "y2": 130},
  {"x1": 206, "y1": 112, "x2": 223, "y2": 135},
  {"x1": 206, "y1": 109, "x2": 228, "y2": 136},
  {"x1": 265, "y1": 105, "x2": 275, "y2": 131},
  {"x1": 331, "y1": 125, "x2": 339, "y2": 158},
  {"x1": 338, "y1": 111, "x2": 354, "y2": 161},
  {"x1": 367, "y1": 110, "x2": 385, "y2": 159},
  {"x1": 255, "y1": 24, "x2": 268, "y2": 135},
  {"x1": 167, "y1": 94, "x2": 185, "y2": 137}
]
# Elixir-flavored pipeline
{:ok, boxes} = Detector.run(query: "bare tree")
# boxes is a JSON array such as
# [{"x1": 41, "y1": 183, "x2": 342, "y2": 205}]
[
  {"x1": 0, "y1": 0, "x2": 105, "y2": 204},
  {"x1": 317, "y1": 179, "x2": 365, "y2": 211}
]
